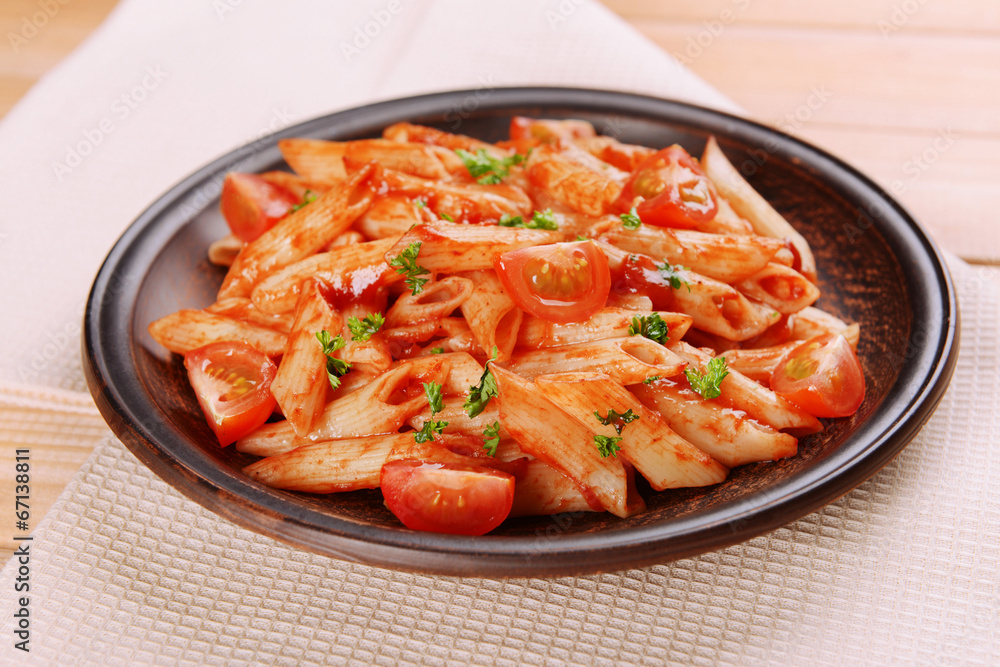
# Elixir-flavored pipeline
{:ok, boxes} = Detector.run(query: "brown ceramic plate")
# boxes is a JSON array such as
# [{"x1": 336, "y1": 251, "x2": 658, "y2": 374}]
[{"x1": 83, "y1": 88, "x2": 958, "y2": 576}]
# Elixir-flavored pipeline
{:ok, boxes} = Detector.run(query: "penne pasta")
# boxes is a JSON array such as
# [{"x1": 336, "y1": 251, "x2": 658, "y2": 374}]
[
  {"x1": 525, "y1": 144, "x2": 623, "y2": 216},
  {"x1": 734, "y1": 262, "x2": 821, "y2": 314},
  {"x1": 508, "y1": 337, "x2": 686, "y2": 385},
  {"x1": 517, "y1": 308, "x2": 693, "y2": 349},
  {"x1": 148, "y1": 309, "x2": 287, "y2": 357},
  {"x1": 458, "y1": 270, "x2": 523, "y2": 362}
]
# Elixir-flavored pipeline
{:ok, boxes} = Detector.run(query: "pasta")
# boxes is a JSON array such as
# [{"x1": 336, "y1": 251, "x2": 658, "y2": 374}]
[{"x1": 149, "y1": 116, "x2": 866, "y2": 536}]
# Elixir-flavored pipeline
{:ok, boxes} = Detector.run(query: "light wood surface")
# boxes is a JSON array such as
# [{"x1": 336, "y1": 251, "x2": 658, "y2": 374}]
[{"x1": 1, "y1": 0, "x2": 997, "y2": 560}]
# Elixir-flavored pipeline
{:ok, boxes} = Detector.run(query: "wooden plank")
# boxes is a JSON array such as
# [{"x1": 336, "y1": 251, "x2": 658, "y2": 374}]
[
  {"x1": 601, "y1": 0, "x2": 1000, "y2": 34},
  {"x1": 630, "y1": 24, "x2": 1000, "y2": 136}
]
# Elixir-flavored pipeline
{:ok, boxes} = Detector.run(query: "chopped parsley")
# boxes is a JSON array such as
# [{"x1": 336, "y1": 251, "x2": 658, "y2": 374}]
[
  {"x1": 389, "y1": 241, "x2": 430, "y2": 295},
  {"x1": 482, "y1": 421, "x2": 501, "y2": 457},
  {"x1": 290, "y1": 189, "x2": 317, "y2": 212},
  {"x1": 497, "y1": 209, "x2": 559, "y2": 230},
  {"x1": 439, "y1": 212, "x2": 455, "y2": 222},
  {"x1": 455, "y1": 148, "x2": 526, "y2": 185},
  {"x1": 414, "y1": 199, "x2": 427, "y2": 208},
  {"x1": 656, "y1": 261, "x2": 691, "y2": 291},
  {"x1": 413, "y1": 418, "x2": 448, "y2": 443},
  {"x1": 685, "y1": 356, "x2": 729, "y2": 400},
  {"x1": 593, "y1": 408, "x2": 639, "y2": 435},
  {"x1": 620, "y1": 207, "x2": 642, "y2": 230},
  {"x1": 430, "y1": 347, "x2": 445, "y2": 354},
  {"x1": 642, "y1": 375, "x2": 661, "y2": 385},
  {"x1": 628, "y1": 313, "x2": 670, "y2": 345},
  {"x1": 316, "y1": 330, "x2": 352, "y2": 390},
  {"x1": 594, "y1": 434, "x2": 622, "y2": 458},
  {"x1": 463, "y1": 346, "x2": 499, "y2": 418},
  {"x1": 575, "y1": 234, "x2": 588, "y2": 241},
  {"x1": 346, "y1": 312, "x2": 385, "y2": 342},
  {"x1": 423, "y1": 382, "x2": 444, "y2": 415}
]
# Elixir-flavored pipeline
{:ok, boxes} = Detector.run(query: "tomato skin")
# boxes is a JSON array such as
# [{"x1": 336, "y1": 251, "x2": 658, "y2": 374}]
[
  {"x1": 509, "y1": 117, "x2": 596, "y2": 143},
  {"x1": 380, "y1": 460, "x2": 515, "y2": 535},
  {"x1": 617, "y1": 145, "x2": 718, "y2": 229},
  {"x1": 220, "y1": 173, "x2": 300, "y2": 243},
  {"x1": 494, "y1": 241, "x2": 611, "y2": 324},
  {"x1": 184, "y1": 341, "x2": 278, "y2": 446},
  {"x1": 770, "y1": 333, "x2": 866, "y2": 418}
]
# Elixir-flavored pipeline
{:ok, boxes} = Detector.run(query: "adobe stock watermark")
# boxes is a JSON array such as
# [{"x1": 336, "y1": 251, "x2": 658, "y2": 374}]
[
  {"x1": 51, "y1": 65, "x2": 169, "y2": 182},
  {"x1": 877, "y1": 0, "x2": 930, "y2": 39},
  {"x1": 674, "y1": 0, "x2": 751, "y2": 66},
  {"x1": 443, "y1": 76, "x2": 497, "y2": 131},
  {"x1": 889, "y1": 128, "x2": 958, "y2": 196},
  {"x1": 213, "y1": 0, "x2": 244, "y2": 20},
  {"x1": 6, "y1": 0, "x2": 71, "y2": 53},
  {"x1": 545, "y1": 0, "x2": 586, "y2": 31},
  {"x1": 339, "y1": 0, "x2": 404, "y2": 63}
]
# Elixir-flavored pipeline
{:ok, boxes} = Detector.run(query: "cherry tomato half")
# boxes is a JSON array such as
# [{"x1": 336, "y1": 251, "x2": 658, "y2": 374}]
[
  {"x1": 380, "y1": 460, "x2": 515, "y2": 535},
  {"x1": 617, "y1": 145, "x2": 718, "y2": 229},
  {"x1": 184, "y1": 341, "x2": 278, "y2": 446},
  {"x1": 770, "y1": 333, "x2": 866, "y2": 418},
  {"x1": 220, "y1": 172, "x2": 300, "y2": 243},
  {"x1": 509, "y1": 117, "x2": 596, "y2": 143},
  {"x1": 494, "y1": 241, "x2": 611, "y2": 324}
]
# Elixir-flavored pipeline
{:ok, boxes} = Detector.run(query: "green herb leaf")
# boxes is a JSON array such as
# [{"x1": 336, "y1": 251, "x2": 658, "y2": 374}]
[
  {"x1": 389, "y1": 241, "x2": 431, "y2": 295},
  {"x1": 290, "y1": 189, "x2": 317, "y2": 212},
  {"x1": 482, "y1": 421, "x2": 501, "y2": 457},
  {"x1": 439, "y1": 212, "x2": 455, "y2": 222},
  {"x1": 455, "y1": 148, "x2": 526, "y2": 185},
  {"x1": 628, "y1": 313, "x2": 670, "y2": 345},
  {"x1": 527, "y1": 209, "x2": 559, "y2": 230},
  {"x1": 593, "y1": 408, "x2": 639, "y2": 435},
  {"x1": 498, "y1": 213, "x2": 524, "y2": 227},
  {"x1": 423, "y1": 381, "x2": 444, "y2": 415},
  {"x1": 594, "y1": 434, "x2": 622, "y2": 458},
  {"x1": 430, "y1": 347, "x2": 445, "y2": 354},
  {"x1": 316, "y1": 329, "x2": 352, "y2": 389},
  {"x1": 620, "y1": 206, "x2": 642, "y2": 230},
  {"x1": 642, "y1": 375, "x2": 661, "y2": 385},
  {"x1": 414, "y1": 199, "x2": 427, "y2": 208},
  {"x1": 346, "y1": 312, "x2": 385, "y2": 342},
  {"x1": 655, "y1": 261, "x2": 691, "y2": 291},
  {"x1": 685, "y1": 356, "x2": 729, "y2": 400},
  {"x1": 575, "y1": 234, "x2": 588, "y2": 241},
  {"x1": 413, "y1": 418, "x2": 448, "y2": 443},
  {"x1": 463, "y1": 346, "x2": 500, "y2": 418}
]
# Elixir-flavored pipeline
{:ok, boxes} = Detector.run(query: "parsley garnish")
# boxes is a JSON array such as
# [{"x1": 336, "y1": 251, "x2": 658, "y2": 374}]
[
  {"x1": 685, "y1": 356, "x2": 729, "y2": 400},
  {"x1": 439, "y1": 212, "x2": 454, "y2": 222},
  {"x1": 346, "y1": 312, "x2": 385, "y2": 342},
  {"x1": 414, "y1": 199, "x2": 427, "y2": 208},
  {"x1": 621, "y1": 207, "x2": 642, "y2": 230},
  {"x1": 423, "y1": 382, "x2": 444, "y2": 414},
  {"x1": 594, "y1": 435, "x2": 622, "y2": 458},
  {"x1": 389, "y1": 241, "x2": 430, "y2": 295},
  {"x1": 290, "y1": 189, "x2": 317, "y2": 212},
  {"x1": 482, "y1": 421, "x2": 501, "y2": 457},
  {"x1": 430, "y1": 347, "x2": 444, "y2": 354},
  {"x1": 575, "y1": 234, "x2": 588, "y2": 241},
  {"x1": 594, "y1": 408, "x2": 639, "y2": 435},
  {"x1": 455, "y1": 148, "x2": 526, "y2": 185},
  {"x1": 497, "y1": 209, "x2": 559, "y2": 230},
  {"x1": 463, "y1": 346, "x2": 499, "y2": 418},
  {"x1": 656, "y1": 261, "x2": 691, "y2": 291},
  {"x1": 628, "y1": 313, "x2": 670, "y2": 345},
  {"x1": 642, "y1": 375, "x2": 661, "y2": 385},
  {"x1": 413, "y1": 419, "x2": 448, "y2": 443},
  {"x1": 316, "y1": 329, "x2": 352, "y2": 389}
]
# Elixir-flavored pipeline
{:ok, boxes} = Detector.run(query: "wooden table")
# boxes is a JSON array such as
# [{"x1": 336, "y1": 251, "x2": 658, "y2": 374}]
[{"x1": 2, "y1": 0, "x2": 997, "y2": 560}]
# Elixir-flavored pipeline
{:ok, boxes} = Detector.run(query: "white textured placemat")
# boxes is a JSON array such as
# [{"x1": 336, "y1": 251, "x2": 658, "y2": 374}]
[{"x1": 2, "y1": 0, "x2": 998, "y2": 665}]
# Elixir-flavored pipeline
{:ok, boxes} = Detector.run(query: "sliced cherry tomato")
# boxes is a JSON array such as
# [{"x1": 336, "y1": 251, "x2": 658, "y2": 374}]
[
  {"x1": 770, "y1": 333, "x2": 866, "y2": 418},
  {"x1": 509, "y1": 117, "x2": 596, "y2": 143},
  {"x1": 380, "y1": 460, "x2": 515, "y2": 535},
  {"x1": 220, "y1": 172, "x2": 300, "y2": 243},
  {"x1": 184, "y1": 341, "x2": 278, "y2": 446},
  {"x1": 494, "y1": 241, "x2": 611, "y2": 324},
  {"x1": 617, "y1": 145, "x2": 718, "y2": 229}
]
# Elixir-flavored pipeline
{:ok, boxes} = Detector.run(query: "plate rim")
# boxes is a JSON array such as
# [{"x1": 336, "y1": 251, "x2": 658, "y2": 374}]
[{"x1": 83, "y1": 86, "x2": 960, "y2": 576}]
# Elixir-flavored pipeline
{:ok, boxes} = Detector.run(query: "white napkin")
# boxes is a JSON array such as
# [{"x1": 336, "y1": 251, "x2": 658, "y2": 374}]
[{"x1": 2, "y1": 1, "x2": 998, "y2": 664}]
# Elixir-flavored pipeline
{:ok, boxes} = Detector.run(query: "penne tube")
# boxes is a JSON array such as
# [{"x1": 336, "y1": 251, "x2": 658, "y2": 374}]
[
  {"x1": 670, "y1": 341, "x2": 822, "y2": 436},
  {"x1": 572, "y1": 135, "x2": 655, "y2": 172},
  {"x1": 270, "y1": 280, "x2": 343, "y2": 436},
  {"x1": 631, "y1": 378, "x2": 798, "y2": 468},
  {"x1": 337, "y1": 302, "x2": 392, "y2": 372},
  {"x1": 405, "y1": 397, "x2": 509, "y2": 441},
  {"x1": 383, "y1": 122, "x2": 501, "y2": 156},
  {"x1": 791, "y1": 306, "x2": 851, "y2": 341},
  {"x1": 355, "y1": 194, "x2": 432, "y2": 240},
  {"x1": 492, "y1": 365, "x2": 642, "y2": 518},
  {"x1": 457, "y1": 270, "x2": 523, "y2": 362},
  {"x1": 508, "y1": 337, "x2": 686, "y2": 385},
  {"x1": 242, "y1": 433, "x2": 411, "y2": 493},
  {"x1": 384, "y1": 221, "x2": 562, "y2": 273},
  {"x1": 250, "y1": 236, "x2": 401, "y2": 315},
  {"x1": 517, "y1": 308, "x2": 693, "y2": 349},
  {"x1": 525, "y1": 145, "x2": 623, "y2": 216},
  {"x1": 258, "y1": 170, "x2": 329, "y2": 200},
  {"x1": 700, "y1": 195, "x2": 754, "y2": 235},
  {"x1": 721, "y1": 343, "x2": 800, "y2": 384},
  {"x1": 147, "y1": 309, "x2": 287, "y2": 357},
  {"x1": 702, "y1": 136, "x2": 817, "y2": 281},
  {"x1": 219, "y1": 166, "x2": 375, "y2": 299},
  {"x1": 236, "y1": 356, "x2": 450, "y2": 456},
  {"x1": 205, "y1": 297, "x2": 295, "y2": 333},
  {"x1": 280, "y1": 138, "x2": 458, "y2": 181},
  {"x1": 328, "y1": 230, "x2": 365, "y2": 247},
  {"x1": 376, "y1": 166, "x2": 533, "y2": 223},
  {"x1": 735, "y1": 263, "x2": 821, "y2": 314},
  {"x1": 596, "y1": 221, "x2": 785, "y2": 284},
  {"x1": 536, "y1": 373, "x2": 729, "y2": 490},
  {"x1": 510, "y1": 459, "x2": 595, "y2": 517},
  {"x1": 207, "y1": 234, "x2": 243, "y2": 267},
  {"x1": 385, "y1": 276, "x2": 474, "y2": 328}
]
